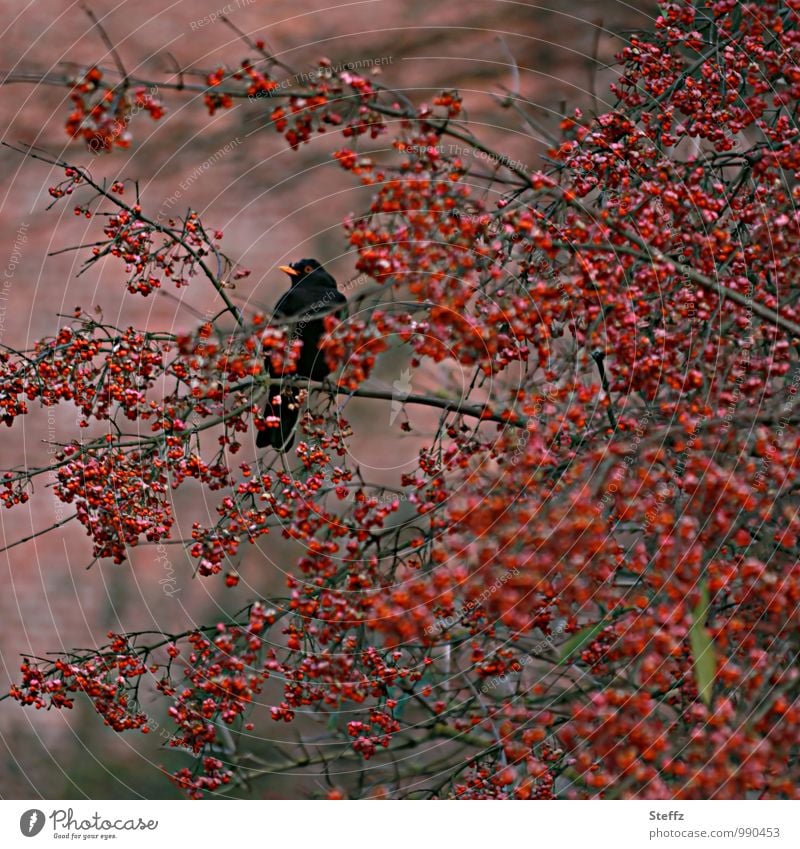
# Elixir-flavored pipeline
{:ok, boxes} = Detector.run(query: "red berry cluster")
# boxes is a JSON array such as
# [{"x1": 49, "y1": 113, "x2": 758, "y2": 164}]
[
  {"x1": 66, "y1": 66, "x2": 164, "y2": 152},
  {"x1": 10, "y1": 634, "x2": 150, "y2": 732}
]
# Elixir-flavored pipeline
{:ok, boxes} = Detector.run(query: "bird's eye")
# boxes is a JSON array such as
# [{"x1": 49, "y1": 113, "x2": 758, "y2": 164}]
[{"x1": 304, "y1": 264, "x2": 313, "y2": 273}]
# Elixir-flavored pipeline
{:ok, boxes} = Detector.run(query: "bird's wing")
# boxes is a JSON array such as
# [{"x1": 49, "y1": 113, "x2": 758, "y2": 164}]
[
  {"x1": 272, "y1": 289, "x2": 296, "y2": 319},
  {"x1": 277, "y1": 289, "x2": 347, "y2": 318}
]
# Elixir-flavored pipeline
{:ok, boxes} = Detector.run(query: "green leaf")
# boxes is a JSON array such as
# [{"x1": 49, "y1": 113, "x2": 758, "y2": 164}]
[
  {"x1": 689, "y1": 579, "x2": 716, "y2": 707},
  {"x1": 558, "y1": 620, "x2": 608, "y2": 665}
]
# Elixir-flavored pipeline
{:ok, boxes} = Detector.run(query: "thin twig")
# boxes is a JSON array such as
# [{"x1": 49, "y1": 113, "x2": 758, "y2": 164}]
[
  {"x1": 0, "y1": 512, "x2": 78, "y2": 555},
  {"x1": 80, "y1": 4, "x2": 128, "y2": 87}
]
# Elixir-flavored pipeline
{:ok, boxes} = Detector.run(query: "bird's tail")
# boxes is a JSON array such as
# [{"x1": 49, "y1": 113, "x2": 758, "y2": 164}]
[{"x1": 256, "y1": 385, "x2": 300, "y2": 450}]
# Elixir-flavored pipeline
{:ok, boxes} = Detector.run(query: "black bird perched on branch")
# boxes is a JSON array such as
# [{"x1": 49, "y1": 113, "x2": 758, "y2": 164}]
[{"x1": 256, "y1": 259, "x2": 347, "y2": 450}]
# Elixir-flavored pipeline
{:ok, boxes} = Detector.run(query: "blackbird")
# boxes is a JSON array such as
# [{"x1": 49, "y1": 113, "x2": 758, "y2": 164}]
[{"x1": 256, "y1": 259, "x2": 347, "y2": 450}]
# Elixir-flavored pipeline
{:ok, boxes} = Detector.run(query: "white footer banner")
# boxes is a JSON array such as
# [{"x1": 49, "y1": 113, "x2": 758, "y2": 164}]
[{"x1": 1, "y1": 799, "x2": 797, "y2": 848}]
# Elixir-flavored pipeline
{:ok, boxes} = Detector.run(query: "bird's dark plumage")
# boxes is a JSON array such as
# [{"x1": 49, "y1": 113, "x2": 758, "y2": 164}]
[{"x1": 256, "y1": 259, "x2": 347, "y2": 450}]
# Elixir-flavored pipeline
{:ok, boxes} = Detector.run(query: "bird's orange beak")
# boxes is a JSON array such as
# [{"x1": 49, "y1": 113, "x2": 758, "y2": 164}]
[{"x1": 279, "y1": 265, "x2": 299, "y2": 277}]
